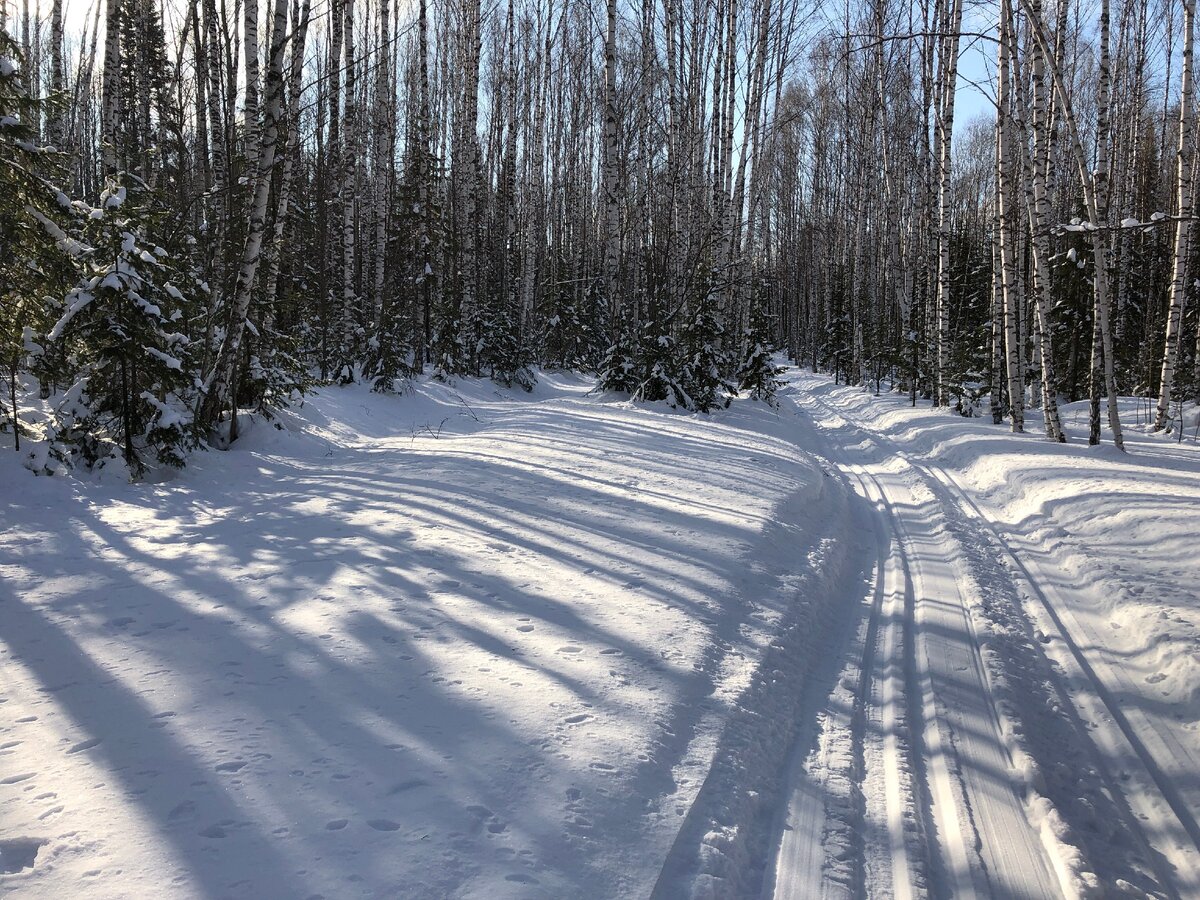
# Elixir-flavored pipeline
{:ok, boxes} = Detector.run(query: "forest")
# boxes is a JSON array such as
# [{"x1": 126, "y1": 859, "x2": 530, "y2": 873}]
[
  {"x1": 0, "y1": 0, "x2": 1194, "y2": 477},
  {"x1": 3, "y1": 1, "x2": 1200, "y2": 898}
]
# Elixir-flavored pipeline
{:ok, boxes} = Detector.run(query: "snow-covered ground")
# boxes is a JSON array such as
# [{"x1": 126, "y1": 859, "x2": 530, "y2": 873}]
[
  {"x1": 766, "y1": 374, "x2": 1200, "y2": 900},
  {"x1": 3, "y1": 367, "x2": 1199, "y2": 899},
  {"x1": 1, "y1": 371, "x2": 862, "y2": 898}
]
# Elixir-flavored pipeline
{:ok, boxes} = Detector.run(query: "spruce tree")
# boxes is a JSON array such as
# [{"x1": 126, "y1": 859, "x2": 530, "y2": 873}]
[
  {"x1": 47, "y1": 180, "x2": 197, "y2": 476},
  {"x1": 596, "y1": 324, "x2": 639, "y2": 393},
  {"x1": 737, "y1": 301, "x2": 784, "y2": 407},
  {"x1": 633, "y1": 311, "x2": 690, "y2": 408},
  {"x1": 0, "y1": 29, "x2": 77, "y2": 451},
  {"x1": 680, "y1": 298, "x2": 735, "y2": 412}
]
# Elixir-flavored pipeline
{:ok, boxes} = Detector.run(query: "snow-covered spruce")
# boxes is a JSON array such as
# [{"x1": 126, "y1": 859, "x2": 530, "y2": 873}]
[{"x1": 43, "y1": 180, "x2": 198, "y2": 476}]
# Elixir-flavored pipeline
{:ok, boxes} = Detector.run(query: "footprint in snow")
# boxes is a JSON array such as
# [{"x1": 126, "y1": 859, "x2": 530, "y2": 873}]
[
  {"x1": 67, "y1": 738, "x2": 102, "y2": 754},
  {"x1": 215, "y1": 760, "x2": 247, "y2": 773},
  {"x1": 563, "y1": 714, "x2": 593, "y2": 725},
  {"x1": 366, "y1": 819, "x2": 400, "y2": 832},
  {"x1": 505, "y1": 873, "x2": 539, "y2": 885},
  {"x1": 466, "y1": 805, "x2": 508, "y2": 835},
  {"x1": 387, "y1": 779, "x2": 428, "y2": 795},
  {"x1": 558, "y1": 645, "x2": 582, "y2": 654},
  {"x1": 167, "y1": 800, "x2": 196, "y2": 822},
  {"x1": 325, "y1": 819, "x2": 348, "y2": 831},
  {"x1": 516, "y1": 625, "x2": 535, "y2": 633}
]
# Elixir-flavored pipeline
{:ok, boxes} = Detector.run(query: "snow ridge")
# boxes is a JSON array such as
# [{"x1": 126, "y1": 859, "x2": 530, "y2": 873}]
[{"x1": 649, "y1": 462, "x2": 870, "y2": 899}]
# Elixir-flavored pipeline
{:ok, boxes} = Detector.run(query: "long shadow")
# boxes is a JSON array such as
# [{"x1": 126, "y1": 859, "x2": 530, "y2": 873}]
[
  {"x1": 3, "y1": 385, "x2": 840, "y2": 896},
  {"x1": 0, "y1": 578, "x2": 309, "y2": 899}
]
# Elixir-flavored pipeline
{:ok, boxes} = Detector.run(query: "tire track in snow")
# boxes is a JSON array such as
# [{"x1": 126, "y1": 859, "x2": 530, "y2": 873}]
[
  {"x1": 766, "y1": 452, "x2": 929, "y2": 900},
  {"x1": 791, "y1": 374, "x2": 1180, "y2": 899},
  {"x1": 649, "y1": 458, "x2": 875, "y2": 899},
  {"x1": 846, "y1": 462, "x2": 923, "y2": 900}
]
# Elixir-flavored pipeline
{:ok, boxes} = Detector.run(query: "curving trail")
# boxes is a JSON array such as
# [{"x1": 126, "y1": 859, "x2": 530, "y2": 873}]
[{"x1": 767, "y1": 371, "x2": 1200, "y2": 900}]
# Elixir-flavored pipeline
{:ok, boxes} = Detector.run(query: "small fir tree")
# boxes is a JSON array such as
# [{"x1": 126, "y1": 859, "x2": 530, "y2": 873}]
[
  {"x1": 633, "y1": 313, "x2": 690, "y2": 408},
  {"x1": 596, "y1": 324, "x2": 639, "y2": 393},
  {"x1": 47, "y1": 179, "x2": 197, "y2": 476},
  {"x1": 680, "y1": 298, "x2": 735, "y2": 412},
  {"x1": 737, "y1": 301, "x2": 784, "y2": 406}
]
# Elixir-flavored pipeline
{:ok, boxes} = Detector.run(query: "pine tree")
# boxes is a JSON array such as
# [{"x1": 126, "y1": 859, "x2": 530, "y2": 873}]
[
  {"x1": 737, "y1": 301, "x2": 784, "y2": 406},
  {"x1": 0, "y1": 29, "x2": 77, "y2": 451},
  {"x1": 47, "y1": 180, "x2": 197, "y2": 476}
]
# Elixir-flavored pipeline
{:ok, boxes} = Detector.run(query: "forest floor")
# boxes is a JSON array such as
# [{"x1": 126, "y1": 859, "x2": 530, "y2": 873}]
[{"x1": 1, "y1": 367, "x2": 1199, "y2": 898}]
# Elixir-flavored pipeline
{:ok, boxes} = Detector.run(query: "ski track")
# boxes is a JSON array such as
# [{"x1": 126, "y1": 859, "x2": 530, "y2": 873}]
[{"x1": 767, "y1": 371, "x2": 1200, "y2": 900}]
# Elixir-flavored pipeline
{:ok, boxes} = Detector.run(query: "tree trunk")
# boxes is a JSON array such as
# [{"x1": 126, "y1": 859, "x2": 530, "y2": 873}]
[
  {"x1": 200, "y1": 0, "x2": 292, "y2": 432},
  {"x1": 1154, "y1": 0, "x2": 1195, "y2": 430}
]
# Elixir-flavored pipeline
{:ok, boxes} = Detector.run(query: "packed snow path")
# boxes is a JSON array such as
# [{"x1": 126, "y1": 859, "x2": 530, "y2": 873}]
[
  {"x1": 1, "y1": 373, "x2": 862, "y2": 898},
  {"x1": 766, "y1": 373, "x2": 1200, "y2": 900}
]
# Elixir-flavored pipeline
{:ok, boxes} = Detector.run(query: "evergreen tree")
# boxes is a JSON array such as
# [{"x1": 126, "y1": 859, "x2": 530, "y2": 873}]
[
  {"x1": 482, "y1": 294, "x2": 535, "y2": 391},
  {"x1": 737, "y1": 301, "x2": 784, "y2": 407},
  {"x1": 633, "y1": 311, "x2": 690, "y2": 408},
  {"x1": 543, "y1": 287, "x2": 596, "y2": 371},
  {"x1": 680, "y1": 298, "x2": 735, "y2": 412},
  {"x1": 596, "y1": 324, "x2": 639, "y2": 394},
  {"x1": 0, "y1": 29, "x2": 77, "y2": 451},
  {"x1": 46, "y1": 180, "x2": 197, "y2": 476}
]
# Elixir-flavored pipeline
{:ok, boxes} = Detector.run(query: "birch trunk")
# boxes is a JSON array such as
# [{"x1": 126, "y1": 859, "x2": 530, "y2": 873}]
[
  {"x1": 339, "y1": 0, "x2": 358, "y2": 378},
  {"x1": 1018, "y1": 0, "x2": 1066, "y2": 441},
  {"x1": 601, "y1": 0, "x2": 619, "y2": 334},
  {"x1": 100, "y1": 0, "x2": 120, "y2": 173},
  {"x1": 244, "y1": 0, "x2": 260, "y2": 179},
  {"x1": 998, "y1": 0, "x2": 1023, "y2": 431},
  {"x1": 262, "y1": 0, "x2": 310, "y2": 315},
  {"x1": 1154, "y1": 0, "x2": 1195, "y2": 430},
  {"x1": 934, "y1": 0, "x2": 963, "y2": 406},
  {"x1": 201, "y1": 0, "x2": 291, "y2": 432},
  {"x1": 48, "y1": 0, "x2": 62, "y2": 146}
]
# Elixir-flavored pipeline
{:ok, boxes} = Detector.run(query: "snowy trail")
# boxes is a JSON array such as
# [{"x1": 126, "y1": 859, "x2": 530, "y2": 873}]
[
  {"x1": 768, "y1": 371, "x2": 1199, "y2": 899},
  {"x1": 5, "y1": 368, "x2": 1198, "y2": 898},
  {"x1": 0, "y1": 372, "x2": 867, "y2": 899},
  {"x1": 769, "y1": 384, "x2": 1057, "y2": 899}
]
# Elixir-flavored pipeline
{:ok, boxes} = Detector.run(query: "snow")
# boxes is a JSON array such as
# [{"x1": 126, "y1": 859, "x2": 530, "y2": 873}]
[
  {"x1": 0, "y1": 371, "x2": 846, "y2": 898},
  {"x1": 766, "y1": 372, "x2": 1200, "y2": 899},
  {"x1": 3, "y1": 366, "x2": 1199, "y2": 899},
  {"x1": 47, "y1": 290, "x2": 94, "y2": 340}
]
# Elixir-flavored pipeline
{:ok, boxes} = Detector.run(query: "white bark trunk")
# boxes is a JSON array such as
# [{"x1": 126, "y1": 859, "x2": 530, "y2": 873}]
[{"x1": 1154, "y1": 0, "x2": 1195, "y2": 430}]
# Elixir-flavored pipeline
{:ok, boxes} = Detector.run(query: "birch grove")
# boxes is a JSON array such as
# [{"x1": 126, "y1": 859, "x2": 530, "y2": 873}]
[{"x1": 1, "y1": 0, "x2": 1198, "y2": 475}]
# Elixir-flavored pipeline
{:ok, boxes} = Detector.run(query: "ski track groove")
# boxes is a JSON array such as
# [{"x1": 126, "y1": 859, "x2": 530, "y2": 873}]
[
  {"x1": 767, "y1": 374, "x2": 1200, "y2": 900},
  {"x1": 770, "y1": 380, "x2": 1077, "y2": 899},
  {"x1": 926, "y1": 462, "x2": 1200, "y2": 896}
]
